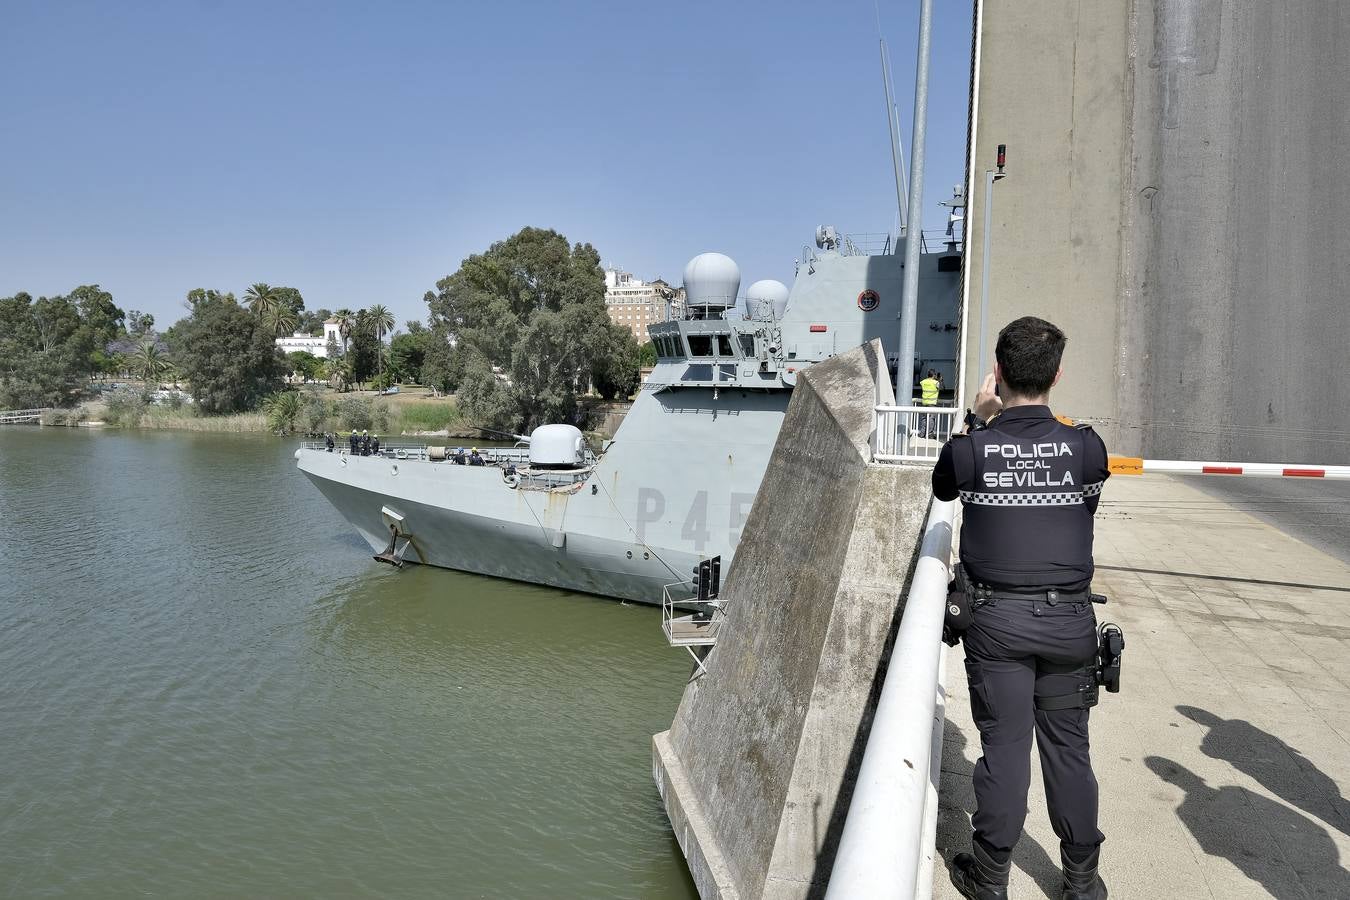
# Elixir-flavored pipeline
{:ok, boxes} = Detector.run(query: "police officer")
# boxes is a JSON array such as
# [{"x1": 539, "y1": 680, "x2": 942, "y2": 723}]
[
  {"x1": 933, "y1": 317, "x2": 1110, "y2": 900},
  {"x1": 348, "y1": 429, "x2": 359, "y2": 454}
]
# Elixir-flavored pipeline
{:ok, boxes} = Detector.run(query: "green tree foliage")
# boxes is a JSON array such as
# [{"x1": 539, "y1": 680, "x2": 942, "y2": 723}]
[
  {"x1": 388, "y1": 330, "x2": 428, "y2": 384},
  {"x1": 638, "y1": 341, "x2": 657, "y2": 367},
  {"x1": 243, "y1": 283, "x2": 279, "y2": 317},
  {"x1": 126, "y1": 309, "x2": 155, "y2": 337},
  {"x1": 333, "y1": 308, "x2": 356, "y2": 354},
  {"x1": 172, "y1": 291, "x2": 287, "y2": 414},
  {"x1": 335, "y1": 396, "x2": 392, "y2": 432},
  {"x1": 103, "y1": 386, "x2": 148, "y2": 427},
  {"x1": 366, "y1": 303, "x2": 395, "y2": 380},
  {"x1": 423, "y1": 227, "x2": 633, "y2": 428},
  {"x1": 272, "y1": 286, "x2": 305, "y2": 317},
  {"x1": 133, "y1": 342, "x2": 171, "y2": 385},
  {"x1": 70, "y1": 285, "x2": 125, "y2": 352},
  {"x1": 262, "y1": 391, "x2": 305, "y2": 434},
  {"x1": 419, "y1": 332, "x2": 458, "y2": 396},
  {"x1": 0, "y1": 290, "x2": 98, "y2": 408},
  {"x1": 300, "y1": 308, "x2": 332, "y2": 336},
  {"x1": 286, "y1": 351, "x2": 324, "y2": 383},
  {"x1": 346, "y1": 313, "x2": 380, "y2": 387},
  {"x1": 263, "y1": 304, "x2": 300, "y2": 337}
]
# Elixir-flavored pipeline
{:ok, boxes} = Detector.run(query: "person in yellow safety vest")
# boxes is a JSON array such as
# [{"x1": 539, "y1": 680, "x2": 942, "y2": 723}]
[{"x1": 920, "y1": 369, "x2": 941, "y2": 438}]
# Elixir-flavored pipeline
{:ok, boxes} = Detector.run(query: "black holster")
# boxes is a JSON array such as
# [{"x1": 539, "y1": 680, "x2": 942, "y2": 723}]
[{"x1": 943, "y1": 564, "x2": 975, "y2": 646}]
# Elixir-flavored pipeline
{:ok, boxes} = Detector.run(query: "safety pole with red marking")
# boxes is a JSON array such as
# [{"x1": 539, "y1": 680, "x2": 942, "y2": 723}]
[{"x1": 1107, "y1": 456, "x2": 1350, "y2": 480}]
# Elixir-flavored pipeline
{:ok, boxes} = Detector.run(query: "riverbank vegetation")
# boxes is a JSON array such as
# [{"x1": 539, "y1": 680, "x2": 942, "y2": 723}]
[{"x1": 1, "y1": 227, "x2": 639, "y2": 435}]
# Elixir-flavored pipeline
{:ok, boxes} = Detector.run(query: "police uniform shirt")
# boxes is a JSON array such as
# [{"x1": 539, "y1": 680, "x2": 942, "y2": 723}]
[{"x1": 932, "y1": 405, "x2": 1109, "y2": 592}]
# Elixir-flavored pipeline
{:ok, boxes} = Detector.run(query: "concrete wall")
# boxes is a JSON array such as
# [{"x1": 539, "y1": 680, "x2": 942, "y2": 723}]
[
  {"x1": 967, "y1": 1, "x2": 1350, "y2": 463},
  {"x1": 652, "y1": 341, "x2": 933, "y2": 899},
  {"x1": 1118, "y1": 0, "x2": 1350, "y2": 462},
  {"x1": 962, "y1": 0, "x2": 1132, "y2": 447}
]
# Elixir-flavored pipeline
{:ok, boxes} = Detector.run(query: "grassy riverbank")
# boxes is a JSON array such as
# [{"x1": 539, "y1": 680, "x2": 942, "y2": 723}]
[{"x1": 71, "y1": 388, "x2": 465, "y2": 435}]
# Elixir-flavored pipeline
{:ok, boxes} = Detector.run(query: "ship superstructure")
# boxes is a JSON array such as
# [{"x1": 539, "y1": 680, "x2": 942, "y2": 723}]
[{"x1": 294, "y1": 227, "x2": 960, "y2": 603}]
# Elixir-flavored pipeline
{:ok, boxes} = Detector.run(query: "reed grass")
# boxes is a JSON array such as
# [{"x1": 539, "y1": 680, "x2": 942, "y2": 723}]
[{"x1": 393, "y1": 401, "x2": 461, "y2": 432}]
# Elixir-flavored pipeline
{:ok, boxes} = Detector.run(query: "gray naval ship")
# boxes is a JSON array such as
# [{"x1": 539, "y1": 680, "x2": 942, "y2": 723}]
[{"x1": 295, "y1": 226, "x2": 960, "y2": 604}]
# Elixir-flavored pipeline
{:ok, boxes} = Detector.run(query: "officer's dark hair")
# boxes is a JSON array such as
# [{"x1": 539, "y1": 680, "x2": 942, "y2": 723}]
[{"x1": 996, "y1": 316, "x2": 1066, "y2": 396}]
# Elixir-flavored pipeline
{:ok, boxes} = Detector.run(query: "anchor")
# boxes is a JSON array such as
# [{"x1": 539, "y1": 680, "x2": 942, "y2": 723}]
[
  {"x1": 373, "y1": 506, "x2": 423, "y2": 567},
  {"x1": 373, "y1": 523, "x2": 412, "y2": 567}
]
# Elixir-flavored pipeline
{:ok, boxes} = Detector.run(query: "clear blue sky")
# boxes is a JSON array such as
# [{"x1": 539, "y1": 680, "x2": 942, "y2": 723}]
[{"x1": 0, "y1": 0, "x2": 974, "y2": 332}]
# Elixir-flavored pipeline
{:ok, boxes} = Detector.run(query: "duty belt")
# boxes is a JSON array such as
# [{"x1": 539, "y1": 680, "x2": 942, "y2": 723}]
[{"x1": 970, "y1": 585, "x2": 1090, "y2": 605}]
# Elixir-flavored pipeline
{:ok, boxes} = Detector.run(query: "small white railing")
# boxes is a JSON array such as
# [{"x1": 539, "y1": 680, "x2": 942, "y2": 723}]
[
  {"x1": 825, "y1": 499, "x2": 956, "y2": 900},
  {"x1": 872, "y1": 405, "x2": 958, "y2": 464},
  {"x1": 0, "y1": 408, "x2": 50, "y2": 424},
  {"x1": 661, "y1": 583, "x2": 728, "y2": 674}
]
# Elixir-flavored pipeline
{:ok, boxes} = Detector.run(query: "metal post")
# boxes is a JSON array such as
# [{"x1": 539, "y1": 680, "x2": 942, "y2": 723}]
[
  {"x1": 977, "y1": 168, "x2": 995, "y2": 380},
  {"x1": 896, "y1": 0, "x2": 934, "y2": 405}
]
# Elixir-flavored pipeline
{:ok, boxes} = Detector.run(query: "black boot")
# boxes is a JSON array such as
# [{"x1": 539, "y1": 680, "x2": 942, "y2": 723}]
[
  {"x1": 1061, "y1": 845, "x2": 1108, "y2": 900},
  {"x1": 949, "y1": 841, "x2": 1010, "y2": 900}
]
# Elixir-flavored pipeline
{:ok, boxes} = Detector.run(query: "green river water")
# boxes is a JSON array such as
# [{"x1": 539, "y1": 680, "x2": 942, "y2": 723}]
[{"x1": 0, "y1": 426, "x2": 698, "y2": 899}]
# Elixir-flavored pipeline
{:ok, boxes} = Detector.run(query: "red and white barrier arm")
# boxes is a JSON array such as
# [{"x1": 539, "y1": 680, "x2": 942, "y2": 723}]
[{"x1": 1108, "y1": 456, "x2": 1350, "y2": 480}]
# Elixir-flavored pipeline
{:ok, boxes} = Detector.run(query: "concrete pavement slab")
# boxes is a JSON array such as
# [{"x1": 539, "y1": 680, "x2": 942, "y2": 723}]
[{"x1": 934, "y1": 474, "x2": 1350, "y2": 899}]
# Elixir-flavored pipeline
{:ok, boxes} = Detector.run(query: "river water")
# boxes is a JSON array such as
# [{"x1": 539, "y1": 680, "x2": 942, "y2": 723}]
[{"x1": 0, "y1": 427, "x2": 698, "y2": 898}]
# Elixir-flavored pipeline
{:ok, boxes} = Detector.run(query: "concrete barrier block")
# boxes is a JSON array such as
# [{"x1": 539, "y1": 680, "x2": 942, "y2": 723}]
[{"x1": 653, "y1": 340, "x2": 934, "y2": 898}]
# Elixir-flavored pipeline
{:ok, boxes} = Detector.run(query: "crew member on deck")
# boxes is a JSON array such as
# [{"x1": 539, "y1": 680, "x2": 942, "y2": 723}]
[{"x1": 934, "y1": 317, "x2": 1111, "y2": 900}]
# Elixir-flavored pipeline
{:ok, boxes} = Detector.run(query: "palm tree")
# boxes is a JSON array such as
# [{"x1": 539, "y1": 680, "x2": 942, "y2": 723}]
[
  {"x1": 134, "y1": 342, "x2": 170, "y2": 386},
  {"x1": 264, "y1": 304, "x2": 299, "y2": 337},
  {"x1": 262, "y1": 391, "x2": 305, "y2": 434},
  {"x1": 333, "y1": 308, "x2": 355, "y2": 355},
  {"x1": 366, "y1": 303, "x2": 395, "y2": 382},
  {"x1": 244, "y1": 283, "x2": 279, "y2": 318}
]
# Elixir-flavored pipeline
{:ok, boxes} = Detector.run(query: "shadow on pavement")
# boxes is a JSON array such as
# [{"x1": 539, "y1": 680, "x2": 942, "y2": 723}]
[
  {"x1": 1177, "y1": 705, "x2": 1350, "y2": 836},
  {"x1": 1145, "y1": 756, "x2": 1350, "y2": 899},
  {"x1": 936, "y1": 719, "x2": 1062, "y2": 897}
]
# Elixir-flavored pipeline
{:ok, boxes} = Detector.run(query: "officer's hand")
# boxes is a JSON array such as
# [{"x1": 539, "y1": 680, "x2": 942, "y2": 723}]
[{"x1": 974, "y1": 372, "x2": 1003, "y2": 421}]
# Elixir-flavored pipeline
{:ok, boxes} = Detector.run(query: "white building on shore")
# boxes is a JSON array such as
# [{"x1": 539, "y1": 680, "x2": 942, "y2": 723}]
[
  {"x1": 276, "y1": 318, "x2": 342, "y2": 359},
  {"x1": 604, "y1": 268, "x2": 685, "y2": 343}
]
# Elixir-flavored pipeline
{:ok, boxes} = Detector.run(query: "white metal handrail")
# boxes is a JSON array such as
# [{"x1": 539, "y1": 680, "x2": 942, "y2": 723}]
[
  {"x1": 872, "y1": 405, "x2": 959, "y2": 464},
  {"x1": 825, "y1": 498, "x2": 956, "y2": 900}
]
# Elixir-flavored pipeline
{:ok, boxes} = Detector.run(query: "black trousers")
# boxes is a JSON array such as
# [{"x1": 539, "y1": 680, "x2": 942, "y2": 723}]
[{"x1": 963, "y1": 596, "x2": 1105, "y2": 863}]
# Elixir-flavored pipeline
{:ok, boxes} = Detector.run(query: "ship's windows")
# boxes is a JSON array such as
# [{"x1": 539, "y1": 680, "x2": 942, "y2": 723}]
[
  {"x1": 664, "y1": 335, "x2": 680, "y2": 358},
  {"x1": 739, "y1": 334, "x2": 756, "y2": 357},
  {"x1": 687, "y1": 335, "x2": 713, "y2": 357},
  {"x1": 716, "y1": 335, "x2": 733, "y2": 357}
]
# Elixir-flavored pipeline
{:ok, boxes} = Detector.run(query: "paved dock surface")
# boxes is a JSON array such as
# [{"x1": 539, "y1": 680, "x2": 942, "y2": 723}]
[{"x1": 934, "y1": 474, "x2": 1350, "y2": 899}]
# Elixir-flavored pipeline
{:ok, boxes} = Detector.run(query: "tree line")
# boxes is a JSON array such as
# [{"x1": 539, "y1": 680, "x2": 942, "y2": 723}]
[{"x1": 0, "y1": 227, "x2": 641, "y2": 430}]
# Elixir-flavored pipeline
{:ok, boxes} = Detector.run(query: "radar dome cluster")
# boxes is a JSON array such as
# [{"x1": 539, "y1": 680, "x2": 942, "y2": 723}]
[{"x1": 682, "y1": 252, "x2": 740, "y2": 314}]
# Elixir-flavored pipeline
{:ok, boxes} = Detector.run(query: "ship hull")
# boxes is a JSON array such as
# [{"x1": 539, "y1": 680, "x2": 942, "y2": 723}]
[{"x1": 296, "y1": 386, "x2": 789, "y2": 604}]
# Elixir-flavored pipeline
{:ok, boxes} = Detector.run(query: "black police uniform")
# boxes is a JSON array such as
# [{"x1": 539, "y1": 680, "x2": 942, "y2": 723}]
[{"x1": 933, "y1": 404, "x2": 1110, "y2": 876}]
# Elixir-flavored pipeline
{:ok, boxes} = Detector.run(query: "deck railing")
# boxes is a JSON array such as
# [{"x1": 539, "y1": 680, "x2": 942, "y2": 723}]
[{"x1": 871, "y1": 405, "x2": 958, "y2": 464}]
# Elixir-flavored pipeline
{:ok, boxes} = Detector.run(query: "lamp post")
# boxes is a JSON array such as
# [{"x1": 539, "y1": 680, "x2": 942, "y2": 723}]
[{"x1": 976, "y1": 144, "x2": 1008, "y2": 381}]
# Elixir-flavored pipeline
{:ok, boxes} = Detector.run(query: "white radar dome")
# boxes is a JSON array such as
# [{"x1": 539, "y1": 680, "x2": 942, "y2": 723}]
[
  {"x1": 743, "y1": 279, "x2": 790, "y2": 320},
  {"x1": 529, "y1": 424, "x2": 586, "y2": 468},
  {"x1": 683, "y1": 252, "x2": 741, "y2": 313}
]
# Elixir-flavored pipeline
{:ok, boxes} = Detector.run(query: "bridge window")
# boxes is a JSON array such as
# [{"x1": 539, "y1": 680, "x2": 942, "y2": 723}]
[
  {"x1": 739, "y1": 334, "x2": 756, "y2": 357},
  {"x1": 687, "y1": 335, "x2": 713, "y2": 357},
  {"x1": 716, "y1": 335, "x2": 733, "y2": 357}
]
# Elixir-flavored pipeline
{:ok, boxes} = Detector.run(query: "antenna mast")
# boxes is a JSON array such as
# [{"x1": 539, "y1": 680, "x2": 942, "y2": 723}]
[{"x1": 880, "y1": 39, "x2": 909, "y2": 234}]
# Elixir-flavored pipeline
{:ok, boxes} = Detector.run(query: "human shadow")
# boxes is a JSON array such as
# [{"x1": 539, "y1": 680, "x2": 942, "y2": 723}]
[
  {"x1": 934, "y1": 718, "x2": 1063, "y2": 898},
  {"x1": 1145, "y1": 756, "x2": 1350, "y2": 899},
  {"x1": 1177, "y1": 705, "x2": 1350, "y2": 835}
]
